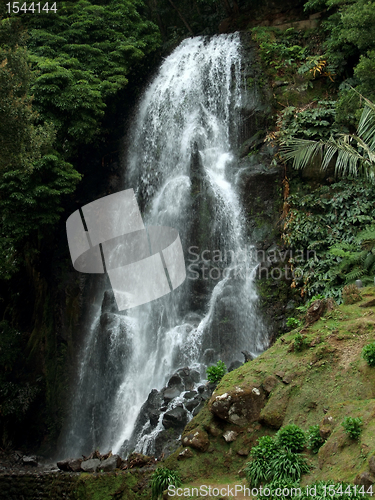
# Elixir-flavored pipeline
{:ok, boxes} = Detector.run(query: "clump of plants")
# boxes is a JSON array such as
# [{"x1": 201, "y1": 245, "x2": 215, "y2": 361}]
[
  {"x1": 307, "y1": 424, "x2": 326, "y2": 453},
  {"x1": 342, "y1": 284, "x2": 362, "y2": 305},
  {"x1": 151, "y1": 467, "x2": 182, "y2": 500},
  {"x1": 341, "y1": 416, "x2": 363, "y2": 440},
  {"x1": 206, "y1": 360, "x2": 226, "y2": 383},
  {"x1": 276, "y1": 424, "x2": 306, "y2": 452},
  {"x1": 286, "y1": 317, "x2": 302, "y2": 330},
  {"x1": 294, "y1": 332, "x2": 307, "y2": 352},
  {"x1": 245, "y1": 424, "x2": 309, "y2": 487},
  {"x1": 362, "y1": 343, "x2": 375, "y2": 367}
]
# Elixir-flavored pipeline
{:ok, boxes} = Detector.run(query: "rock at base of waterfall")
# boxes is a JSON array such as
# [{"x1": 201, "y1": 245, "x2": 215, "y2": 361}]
[
  {"x1": 185, "y1": 396, "x2": 202, "y2": 412},
  {"x1": 184, "y1": 390, "x2": 197, "y2": 400},
  {"x1": 162, "y1": 407, "x2": 188, "y2": 429},
  {"x1": 181, "y1": 429, "x2": 210, "y2": 452},
  {"x1": 81, "y1": 458, "x2": 101, "y2": 473},
  {"x1": 163, "y1": 387, "x2": 182, "y2": 402},
  {"x1": 22, "y1": 455, "x2": 38, "y2": 466},
  {"x1": 126, "y1": 453, "x2": 156, "y2": 469},
  {"x1": 100, "y1": 455, "x2": 122, "y2": 472},
  {"x1": 57, "y1": 458, "x2": 82, "y2": 472},
  {"x1": 178, "y1": 448, "x2": 194, "y2": 460},
  {"x1": 150, "y1": 410, "x2": 161, "y2": 427},
  {"x1": 223, "y1": 430, "x2": 238, "y2": 442}
]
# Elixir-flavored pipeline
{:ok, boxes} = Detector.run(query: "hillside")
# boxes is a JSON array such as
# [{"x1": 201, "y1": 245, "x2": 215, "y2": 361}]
[{"x1": 163, "y1": 287, "x2": 375, "y2": 492}]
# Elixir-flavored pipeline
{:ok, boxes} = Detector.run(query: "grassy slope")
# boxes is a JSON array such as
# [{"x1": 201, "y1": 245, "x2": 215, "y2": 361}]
[{"x1": 164, "y1": 287, "x2": 375, "y2": 492}]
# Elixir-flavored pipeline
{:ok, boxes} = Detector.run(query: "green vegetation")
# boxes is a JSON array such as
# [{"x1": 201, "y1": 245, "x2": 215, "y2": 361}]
[
  {"x1": 276, "y1": 424, "x2": 306, "y2": 452},
  {"x1": 362, "y1": 342, "x2": 375, "y2": 367},
  {"x1": 150, "y1": 468, "x2": 182, "y2": 500},
  {"x1": 294, "y1": 332, "x2": 307, "y2": 352},
  {"x1": 341, "y1": 416, "x2": 363, "y2": 440},
  {"x1": 286, "y1": 317, "x2": 302, "y2": 330},
  {"x1": 282, "y1": 179, "x2": 375, "y2": 300},
  {"x1": 307, "y1": 424, "x2": 326, "y2": 453},
  {"x1": 245, "y1": 427, "x2": 309, "y2": 486},
  {"x1": 206, "y1": 360, "x2": 226, "y2": 383},
  {"x1": 281, "y1": 96, "x2": 375, "y2": 182}
]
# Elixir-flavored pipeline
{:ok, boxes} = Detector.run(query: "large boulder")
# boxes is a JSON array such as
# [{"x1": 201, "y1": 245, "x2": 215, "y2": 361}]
[
  {"x1": 208, "y1": 386, "x2": 266, "y2": 426},
  {"x1": 182, "y1": 429, "x2": 210, "y2": 452},
  {"x1": 162, "y1": 407, "x2": 188, "y2": 429},
  {"x1": 81, "y1": 458, "x2": 101, "y2": 473},
  {"x1": 100, "y1": 455, "x2": 122, "y2": 472}
]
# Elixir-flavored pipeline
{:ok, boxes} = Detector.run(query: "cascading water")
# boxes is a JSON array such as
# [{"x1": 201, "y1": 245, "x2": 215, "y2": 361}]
[{"x1": 60, "y1": 33, "x2": 269, "y2": 459}]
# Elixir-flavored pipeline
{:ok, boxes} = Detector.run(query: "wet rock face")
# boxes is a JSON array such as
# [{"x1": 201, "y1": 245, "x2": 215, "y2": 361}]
[
  {"x1": 162, "y1": 407, "x2": 188, "y2": 429},
  {"x1": 208, "y1": 386, "x2": 266, "y2": 426}
]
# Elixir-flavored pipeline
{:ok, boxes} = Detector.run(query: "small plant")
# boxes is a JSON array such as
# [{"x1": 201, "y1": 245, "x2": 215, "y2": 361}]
[
  {"x1": 294, "y1": 332, "x2": 306, "y2": 352},
  {"x1": 286, "y1": 317, "x2": 302, "y2": 330},
  {"x1": 276, "y1": 424, "x2": 306, "y2": 452},
  {"x1": 150, "y1": 468, "x2": 182, "y2": 500},
  {"x1": 206, "y1": 360, "x2": 226, "y2": 383},
  {"x1": 342, "y1": 416, "x2": 363, "y2": 440},
  {"x1": 245, "y1": 435, "x2": 279, "y2": 486},
  {"x1": 342, "y1": 284, "x2": 362, "y2": 305},
  {"x1": 270, "y1": 448, "x2": 310, "y2": 482},
  {"x1": 307, "y1": 424, "x2": 325, "y2": 453},
  {"x1": 362, "y1": 343, "x2": 375, "y2": 367}
]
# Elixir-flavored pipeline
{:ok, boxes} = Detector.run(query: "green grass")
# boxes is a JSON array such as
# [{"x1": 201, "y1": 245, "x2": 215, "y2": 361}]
[{"x1": 163, "y1": 288, "x2": 375, "y2": 488}]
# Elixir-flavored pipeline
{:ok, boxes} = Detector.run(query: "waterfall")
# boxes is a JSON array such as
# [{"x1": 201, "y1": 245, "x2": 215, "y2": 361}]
[{"x1": 60, "y1": 33, "x2": 269, "y2": 459}]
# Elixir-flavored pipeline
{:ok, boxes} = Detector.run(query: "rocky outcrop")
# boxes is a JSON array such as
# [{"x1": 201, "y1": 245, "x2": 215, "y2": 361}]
[
  {"x1": 208, "y1": 386, "x2": 266, "y2": 426},
  {"x1": 182, "y1": 429, "x2": 210, "y2": 452}
]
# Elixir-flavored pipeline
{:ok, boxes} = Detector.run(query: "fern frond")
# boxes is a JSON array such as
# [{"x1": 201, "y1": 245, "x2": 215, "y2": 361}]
[{"x1": 345, "y1": 267, "x2": 365, "y2": 283}]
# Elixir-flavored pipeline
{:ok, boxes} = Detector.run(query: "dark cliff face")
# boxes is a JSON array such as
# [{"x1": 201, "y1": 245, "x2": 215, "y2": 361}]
[{"x1": 146, "y1": 0, "x2": 307, "y2": 41}]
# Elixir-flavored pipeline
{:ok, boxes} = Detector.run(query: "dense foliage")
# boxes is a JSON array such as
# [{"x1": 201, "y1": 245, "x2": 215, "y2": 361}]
[
  {"x1": 282, "y1": 179, "x2": 375, "y2": 300},
  {"x1": 0, "y1": 0, "x2": 161, "y2": 448},
  {"x1": 245, "y1": 426, "x2": 310, "y2": 487},
  {"x1": 24, "y1": 0, "x2": 161, "y2": 155},
  {"x1": 306, "y1": 424, "x2": 326, "y2": 453},
  {"x1": 275, "y1": 424, "x2": 306, "y2": 452},
  {"x1": 341, "y1": 416, "x2": 363, "y2": 440},
  {"x1": 0, "y1": 18, "x2": 81, "y2": 279},
  {"x1": 151, "y1": 468, "x2": 182, "y2": 500},
  {"x1": 362, "y1": 343, "x2": 375, "y2": 367},
  {"x1": 206, "y1": 360, "x2": 226, "y2": 383}
]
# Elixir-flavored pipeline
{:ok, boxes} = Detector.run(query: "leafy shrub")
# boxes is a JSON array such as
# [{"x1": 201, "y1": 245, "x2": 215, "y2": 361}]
[
  {"x1": 206, "y1": 360, "x2": 226, "y2": 383},
  {"x1": 150, "y1": 468, "x2": 182, "y2": 500},
  {"x1": 307, "y1": 424, "x2": 325, "y2": 453},
  {"x1": 245, "y1": 436, "x2": 279, "y2": 486},
  {"x1": 294, "y1": 333, "x2": 307, "y2": 352},
  {"x1": 276, "y1": 424, "x2": 306, "y2": 452},
  {"x1": 282, "y1": 179, "x2": 375, "y2": 300},
  {"x1": 342, "y1": 417, "x2": 363, "y2": 440},
  {"x1": 362, "y1": 343, "x2": 375, "y2": 367},
  {"x1": 286, "y1": 317, "x2": 302, "y2": 330},
  {"x1": 342, "y1": 284, "x2": 362, "y2": 305},
  {"x1": 269, "y1": 448, "x2": 310, "y2": 482}
]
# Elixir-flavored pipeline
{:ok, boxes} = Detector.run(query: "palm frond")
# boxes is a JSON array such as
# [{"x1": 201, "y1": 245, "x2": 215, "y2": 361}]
[
  {"x1": 357, "y1": 99, "x2": 375, "y2": 151},
  {"x1": 280, "y1": 139, "x2": 325, "y2": 170}
]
